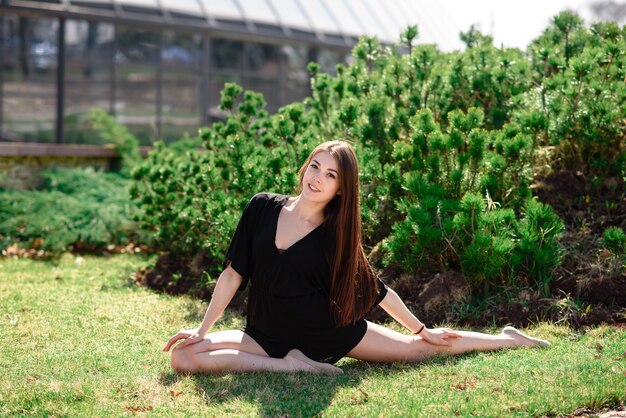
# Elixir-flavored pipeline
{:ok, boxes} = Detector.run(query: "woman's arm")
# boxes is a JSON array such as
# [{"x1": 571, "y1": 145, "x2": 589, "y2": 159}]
[
  {"x1": 163, "y1": 264, "x2": 243, "y2": 351},
  {"x1": 379, "y1": 288, "x2": 424, "y2": 333},
  {"x1": 379, "y1": 287, "x2": 461, "y2": 346},
  {"x1": 195, "y1": 264, "x2": 243, "y2": 334}
]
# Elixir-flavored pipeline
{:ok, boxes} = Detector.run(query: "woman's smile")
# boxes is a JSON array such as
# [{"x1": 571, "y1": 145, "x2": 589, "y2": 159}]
[{"x1": 301, "y1": 151, "x2": 340, "y2": 201}]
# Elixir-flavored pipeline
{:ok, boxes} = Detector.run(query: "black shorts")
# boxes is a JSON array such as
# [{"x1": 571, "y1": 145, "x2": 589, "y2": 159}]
[{"x1": 243, "y1": 321, "x2": 368, "y2": 365}]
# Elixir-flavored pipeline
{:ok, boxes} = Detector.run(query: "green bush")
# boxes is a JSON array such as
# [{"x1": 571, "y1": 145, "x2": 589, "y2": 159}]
[
  {"x1": 382, "y1": 108, "x2": 559, "y2": 293},
  {"x1": 445, "y1": 27, "x2": 532, "y2": 130},
  {"x1": 518, "y1": 11, "x2": 626, "y2": 177},
  {"x1": 602, "y1": 226, "x2": 626, "y2": 256},
  {"x1": 88, "y1": 108, "x2": 141, "y2": 177},
  {"x1": 129, "y1": 84, "x2": 317, "y2": 272},
  {"x1": 132, "y1": 82, "x2": 551, "y2": 294},
  {"x1": 0, "y1": 168, "x2": 148, "y2": 253},
  {"x1": 513, "y1": 199, "x2": 564, "y2": 293},
  {"x1": 131, "y1": 17, "x2": 604, "y2": 295}
]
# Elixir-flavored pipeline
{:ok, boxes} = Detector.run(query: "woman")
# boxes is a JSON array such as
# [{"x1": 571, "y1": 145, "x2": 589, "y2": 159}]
[{"x1": 163, "y1": 141, "x2": 549, "y2": 375}]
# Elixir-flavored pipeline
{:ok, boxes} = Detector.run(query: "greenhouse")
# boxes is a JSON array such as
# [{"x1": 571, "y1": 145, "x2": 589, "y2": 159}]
[{"x1": 0, "y1": 0, "x2": 453, "y2": 145}]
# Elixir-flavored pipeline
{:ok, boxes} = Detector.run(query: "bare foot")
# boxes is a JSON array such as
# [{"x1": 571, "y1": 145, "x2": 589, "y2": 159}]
[
  {"x1": 502, "y1": 326, "x2": 550, "y2": 347},
  {"x1": 284, "y1": 349, "x2": 343, "y2": 375}
]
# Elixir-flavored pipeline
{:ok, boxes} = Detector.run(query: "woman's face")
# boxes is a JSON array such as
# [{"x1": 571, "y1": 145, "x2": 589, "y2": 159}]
[{"x1": 301, "y1": 151, "x2": 341, "y2": 203}]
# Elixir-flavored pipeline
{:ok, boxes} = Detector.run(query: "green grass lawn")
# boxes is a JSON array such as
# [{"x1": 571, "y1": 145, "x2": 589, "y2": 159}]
[{"x1": 0, "y1": 254, "x2": 624, "y2": 417}]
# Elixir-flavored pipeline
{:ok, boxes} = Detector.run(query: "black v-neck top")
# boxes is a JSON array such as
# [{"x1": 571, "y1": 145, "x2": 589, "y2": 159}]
[{"x1": 224, "y1": 192, "x2": 388, "y2": 364}]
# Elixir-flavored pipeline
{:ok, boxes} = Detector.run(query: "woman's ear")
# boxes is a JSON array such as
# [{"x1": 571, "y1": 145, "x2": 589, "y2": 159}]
[{"x1": 337, "y1": 190, "x2": 341, "y2": 195}]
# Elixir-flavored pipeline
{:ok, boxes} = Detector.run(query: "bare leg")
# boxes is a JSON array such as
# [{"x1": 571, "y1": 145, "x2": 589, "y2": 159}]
[
  {"x1": 170, "y1": 330, "x2": 341, "y2": 374},
  {"x1": 173, "y1": 348, "x2": 332, "y2": 374},
  {"x1": 347, "y1": 322, "x2": 548, "y2": 363}
]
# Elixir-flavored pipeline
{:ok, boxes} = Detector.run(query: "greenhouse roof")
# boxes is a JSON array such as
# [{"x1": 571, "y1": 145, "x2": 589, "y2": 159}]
[{"x1": 1, "y1": 0, "x2": 458, "y2": 49}]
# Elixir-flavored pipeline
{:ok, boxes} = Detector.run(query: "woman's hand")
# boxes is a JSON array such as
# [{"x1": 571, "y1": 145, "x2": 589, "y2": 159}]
[
  {"x1": 418, "y1": 327, "x2": 462, "y2": 346},
  {"x1": 161, "y1": 266, "x2": 243, "y2": 353},
  {"x1": 163, "y1": 328, "x2": 206, "y2": 352}
]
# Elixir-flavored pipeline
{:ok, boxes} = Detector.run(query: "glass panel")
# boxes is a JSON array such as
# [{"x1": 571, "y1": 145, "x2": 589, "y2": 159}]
[
  {"x1": 424, "y1": 2, "x2": 460, "y2": 48},
  {"x1": 209, "y1": 37, "x2": 243, "y2": 119},
  {"x1": 387, "y1": 0, "x2": 442, "y2": 44},
  {"x1": 237, "y1": 0, "x2": 277, "y2": 25},
  {"x1": 317, "y1": 48, "x2": 345, "y2": 75},
  {"x1": 246, "y1": 77, "x2": 279, "y2": 111},
  {"x1": 363, "y1": 0, "x2": 398, "y2": 41},
  {"x1": 299, "y1": 0, "x2": 338, "y2": 34},
  {"x1": 282, "y1": 44, "x2": 311, "y2": 104},
  {"x1": 2, "y1": 15, "x2": 21, "y2": 82},
  {"x1": 2, "y1": 16, "x2": 58, "y2": 143},
  {"x1": 64, "y1": 20, "x2": 115, "y2": 144},
  {"x1": 69, "y1": 0, "x2": 114, "y2": 8},
  {"x1": 211, "y1": 38, "x2": 243, "y2": 70},
  {"x1": 209, "y1": 40, "x2": 284, "y2": 114},
  {"x1": 383, "y1": 0, "x2": 413, "y2": 28},
  {"x1": 163, "y1": 0, "x2": 204, "y2": 18},
  {"x1": 161, "y1": 31, "x2": 203, "y2": 142},
  {"x1": 325, "y1": 0, "x2": 363, "y2": 37},
  {"x1": 341, "y1": 0, "x2": 380, "y2": 37},
  {"x1": 245, "y1": 42, "x2": 278, "y2": 72},
  {"x1": 244, "y1": 42, "x2": 279, "y2": 110},
  {"x1": 115, "y1": 0, "x2": 159, "y2": 9},
  {"x1": 201, "y1": 0, "x2": 242, "y2": 20},
  {"x1": 114, "y1": 25, "x2": 159, "y2": 145},
  {"x1": 267, "y1": 0, "x2": 309, "y2": 30},
  {"x1": 397, "y1": 0, "x2": 439, "y2": 45}
]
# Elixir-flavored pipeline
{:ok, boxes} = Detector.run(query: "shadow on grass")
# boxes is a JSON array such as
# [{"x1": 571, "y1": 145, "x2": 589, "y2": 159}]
[
  {"x1": 181, "y1": 304, "x2": 247, "y2": 329},
  {"x1": 158, "y1": 351, "x2": 481, "y2": 416},
  {"x1": 158, "y1": 369, "x2": 361, "y2": 416},
  {"x1": 159, "y1": 289, "x2": 486, "y2": 415}
]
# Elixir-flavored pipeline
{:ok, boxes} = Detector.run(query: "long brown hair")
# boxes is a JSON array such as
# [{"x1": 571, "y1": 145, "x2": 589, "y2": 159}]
[{"x1": 298, "y1": 141, "x2": 379, "y2": 327}]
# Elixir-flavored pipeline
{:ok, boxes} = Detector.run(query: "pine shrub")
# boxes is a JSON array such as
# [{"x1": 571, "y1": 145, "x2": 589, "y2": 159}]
[
  {"x1": 130, "y1": 83, "x2": 318, "y2": 272},
  {"x1": 383, "y1": 108, "x2": 557, "y2": 293},
  {"x1": 0, "y1": 168, "x2": 147, "y2": 253},
  {"x1": 128, "y1": 16, "x2": 619, "y2": 295},
  {"x1": 519, "y1": 11, "x2": 626, "y2": 177},
  {"x1": 513, "y1": 199, "x2": 564, "y2": 294},
  {"x1": 602, "y1": 226, "x2": 626, "y2": 256},
  {"x1": 88, "y1": 108, "x2": 141, "y2": 177}
]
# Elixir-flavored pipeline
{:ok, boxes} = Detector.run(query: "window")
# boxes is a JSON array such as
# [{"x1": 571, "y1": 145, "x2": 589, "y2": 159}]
[
  {"x1": 268, "y1": 0, "x2": 310, "y2": 30},
  {"x1": 201, "y1": 0, "x2": 242, "y2": 20},
  {"x1": 2, "y1": 16, "x2": 58, "y2": 142},
  {"x1": 299, "y1": 0, "x2": 338, "y2": 34},
  {"x1": 114, "y1": 25, "x2": 159, "y2": 144},
  {"x1": 64, "y1": 20, "x2": 115, "y2": 144},
  {"x1": 324, "y1": 0, "x2": 363, "y2": 37},
  {"x1": 237, "y1": 0, "x2": 278, "y2": 25},
  {"x1": 161, "y1": 31, "x2": 203, "y2": 142},
  {"x1": 164, "y1": 0, "x2": 204, "y2": 19}
]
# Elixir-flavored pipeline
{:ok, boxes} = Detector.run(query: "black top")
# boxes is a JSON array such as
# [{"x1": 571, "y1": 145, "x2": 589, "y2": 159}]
[{"x1": 224, "y1": 192, "x2": 388, "y2": 364}]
